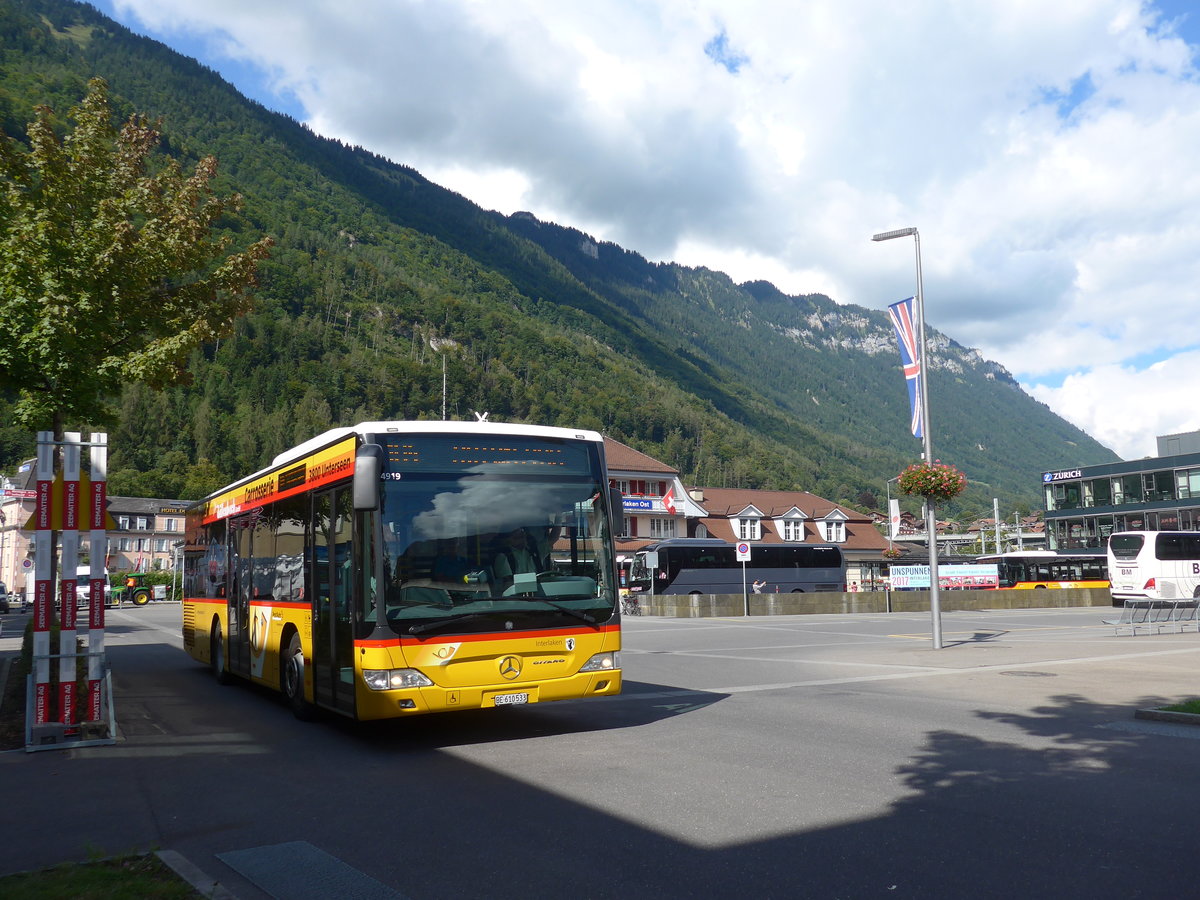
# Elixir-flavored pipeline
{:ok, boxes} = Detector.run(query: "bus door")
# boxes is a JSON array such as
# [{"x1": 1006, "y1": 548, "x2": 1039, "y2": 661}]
[
  {"x1": 227, "y1": 515, "x2": 253, "y2": 678},
  {"x1": 312, "y1": 488, "x2": 356, "y2": 715}
]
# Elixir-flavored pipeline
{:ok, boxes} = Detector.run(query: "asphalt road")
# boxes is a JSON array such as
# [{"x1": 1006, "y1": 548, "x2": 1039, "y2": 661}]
[{"x1": 4, "y1": 604, "x2": 1200, "y2": 898}]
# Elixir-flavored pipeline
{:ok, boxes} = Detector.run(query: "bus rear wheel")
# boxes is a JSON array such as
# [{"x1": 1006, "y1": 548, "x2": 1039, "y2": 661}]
[
  {"x1": 211, "y1": 624, "x2": 231, "y2": 685},
  {"x1": 283, "y1": 632, "x2": 314, "y2": 720}
]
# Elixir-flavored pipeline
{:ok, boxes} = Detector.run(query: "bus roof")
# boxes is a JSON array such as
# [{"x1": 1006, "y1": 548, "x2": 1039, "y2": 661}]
[
  {"x1": 193, "y1": 420, "x2": 607, "y2": 508},
  {"x1": 637, "y1": 538, "x2": 843, "y2": 552},
  {"x1": 638, "y1": 538, "x2": 730, "y2": 550},
  {"x1": 977, "y1": 550, "x2": 1104, "y2": 560},
  {"x1": 273, "y1": 420, "x2": 604, "y2": 470}
]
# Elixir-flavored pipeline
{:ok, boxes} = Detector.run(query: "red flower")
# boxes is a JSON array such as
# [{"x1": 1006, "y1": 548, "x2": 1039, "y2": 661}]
[{"x1": 896, "y1": 461, "x2": 966, "y2": 502}]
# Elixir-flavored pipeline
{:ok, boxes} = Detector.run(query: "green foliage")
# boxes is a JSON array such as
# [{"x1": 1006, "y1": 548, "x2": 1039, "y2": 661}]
[
  {"x1": 0, "y1": 74, "x2": 271, "y2": 432},
  {"x1": 0, "y1": 0, "x2": 1120, "y2": 517}
]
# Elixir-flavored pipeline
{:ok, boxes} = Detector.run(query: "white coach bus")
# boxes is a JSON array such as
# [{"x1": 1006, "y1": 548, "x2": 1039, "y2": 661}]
[{"x1": 1107, "y1": 531, "x2": 1200, "y2": 604}]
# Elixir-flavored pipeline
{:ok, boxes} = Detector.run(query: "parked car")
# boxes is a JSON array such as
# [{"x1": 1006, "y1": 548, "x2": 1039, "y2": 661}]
[
  {"x1": 0, "y1": 582, "x2": 9, "y2": 613},
  {"x1": 51, "y1": 566, "x2": 115, "y2": 608}
]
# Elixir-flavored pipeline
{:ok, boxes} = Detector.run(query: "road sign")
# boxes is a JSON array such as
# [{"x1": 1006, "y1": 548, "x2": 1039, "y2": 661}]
[
  {"x1": 0, "y1": 488, "x2": 37, "y2": 499},
  {"x1": 21, "y1": 472, "x2": 117, "y2": 531},
  {"x1": 736, "y1": 542, "x2": 751, "y2": 561}
]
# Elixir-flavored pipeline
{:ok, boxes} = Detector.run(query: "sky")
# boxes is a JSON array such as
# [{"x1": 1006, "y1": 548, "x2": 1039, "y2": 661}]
[{"x1": 91, "y1": 0, "x2": 1200, "y2": 461}]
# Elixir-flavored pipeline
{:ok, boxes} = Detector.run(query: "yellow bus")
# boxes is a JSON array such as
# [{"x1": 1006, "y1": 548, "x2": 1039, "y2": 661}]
[
  {"x1": 975, "y1": 551, "x2": 1109, "y2": 589},
  {"x1": 183, "y1": 421, "x2": 623, "y2": 720}
]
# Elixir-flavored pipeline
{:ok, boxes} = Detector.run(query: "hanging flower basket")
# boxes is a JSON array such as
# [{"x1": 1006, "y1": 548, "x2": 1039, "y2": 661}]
[
  {"x1": 882, "y1": 547, "x2": 903, "y2": 560},
  {"x1": 896, "y1": 460, "x2": 967, "y2": 504}
]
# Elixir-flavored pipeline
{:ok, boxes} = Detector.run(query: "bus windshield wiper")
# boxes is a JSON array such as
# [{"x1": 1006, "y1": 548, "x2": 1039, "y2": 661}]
[
  {"x1": 525, "y1": 599, "x2": 599, "y2": 626},
  {"x1": 407, "y1": 601, "x2": 599, "y2": 635},
  {"x1": 407, "y1": 612, "x2": 498, "y2": 635}
]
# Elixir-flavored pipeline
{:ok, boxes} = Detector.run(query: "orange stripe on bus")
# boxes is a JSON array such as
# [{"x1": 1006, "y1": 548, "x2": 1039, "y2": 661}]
[{"x1": 357, "y1": 622, "x2": 620, "y2": 649}]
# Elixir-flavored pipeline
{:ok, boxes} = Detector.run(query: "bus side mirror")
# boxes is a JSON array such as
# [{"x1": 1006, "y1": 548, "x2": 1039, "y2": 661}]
[
  {"x1": 354, "y1": 444, "x2": 383, "y2": 511},
  {"x1": 609, "y1": 487, "x2": 624, "y2": 533}
]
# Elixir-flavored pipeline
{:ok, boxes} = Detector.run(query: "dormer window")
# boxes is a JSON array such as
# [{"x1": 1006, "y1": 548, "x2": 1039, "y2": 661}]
[
  {"x1": 735, "y1": 505, "x2": 765, "y2": 541},
  {"x1": 774, "y1": 508, "x2": 808, "y2": 542},
  {"x1": 819, "y1": 509, "x2": 849, "y2": 543}
]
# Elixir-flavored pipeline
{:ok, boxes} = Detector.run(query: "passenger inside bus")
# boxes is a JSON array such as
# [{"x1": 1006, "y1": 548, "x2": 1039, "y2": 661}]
[{"x1": 493, "y1": 528, "x2": 547, "y2": 584}]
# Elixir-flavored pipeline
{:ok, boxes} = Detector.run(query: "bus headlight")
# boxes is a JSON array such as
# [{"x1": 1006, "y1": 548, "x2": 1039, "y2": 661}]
[
  {"x1": 363, "y1": 668, "x2": 434, "y2": 691},
  {"x1": 579, "y1": 651, "x2": 620, "y2": 672}
]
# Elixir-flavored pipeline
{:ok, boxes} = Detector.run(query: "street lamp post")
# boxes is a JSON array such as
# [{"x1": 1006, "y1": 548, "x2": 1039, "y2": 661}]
[{"x1": 873, "y1": 226, "x2": 942, "y2": 649}]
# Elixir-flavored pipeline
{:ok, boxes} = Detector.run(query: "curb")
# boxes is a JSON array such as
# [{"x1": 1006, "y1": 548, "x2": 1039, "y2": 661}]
[
  {"x1": 156, "y1": 850, "x2": 241, "y2": 900},
  {"x1": 1134, "y1": 708, "x2": 1200, "y2": 725}
]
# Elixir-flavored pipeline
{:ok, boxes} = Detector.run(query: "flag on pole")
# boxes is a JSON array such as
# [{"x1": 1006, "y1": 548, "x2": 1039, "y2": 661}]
[
  {"x1": 887, "y1": 296, "x2": 923, "y2": 438},
  {"x1": 662, "y1": 486, "x2": 676, "y2": 515}
]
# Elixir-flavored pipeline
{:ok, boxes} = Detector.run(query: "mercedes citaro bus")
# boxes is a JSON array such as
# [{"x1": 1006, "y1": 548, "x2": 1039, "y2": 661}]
[{"x1": 183, "y1": 421, "x2": 623, "y2": 720}]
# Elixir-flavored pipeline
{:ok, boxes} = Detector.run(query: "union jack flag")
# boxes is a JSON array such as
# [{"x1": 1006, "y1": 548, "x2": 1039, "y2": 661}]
[{"x1": 888, "y1": 297, "x2": 923, "y2": 439}]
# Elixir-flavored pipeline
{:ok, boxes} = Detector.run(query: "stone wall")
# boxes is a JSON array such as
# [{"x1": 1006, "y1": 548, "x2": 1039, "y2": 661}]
[{"x1": 638, "y1": 587, "x2": 1114, "y2": 618}]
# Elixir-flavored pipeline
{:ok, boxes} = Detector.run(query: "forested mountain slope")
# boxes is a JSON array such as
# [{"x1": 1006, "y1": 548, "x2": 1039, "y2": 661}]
[{"x1": 0, "y1": 0, "x2": 1118, "y2": 518}]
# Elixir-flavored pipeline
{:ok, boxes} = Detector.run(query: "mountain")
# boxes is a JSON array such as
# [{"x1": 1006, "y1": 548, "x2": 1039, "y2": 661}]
[{"x1": 0, "y1": 0, "x2": 1118, "y2": 519}]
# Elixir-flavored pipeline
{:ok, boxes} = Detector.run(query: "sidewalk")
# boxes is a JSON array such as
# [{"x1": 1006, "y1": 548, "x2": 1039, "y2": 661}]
[{"x1": 0, "y1": 607, "x2": 241, "y2": 897}]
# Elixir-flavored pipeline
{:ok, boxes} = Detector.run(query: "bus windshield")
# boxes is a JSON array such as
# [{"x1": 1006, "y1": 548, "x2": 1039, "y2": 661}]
[{"x1": 375, "y1": 435, "x2": 617, "y2": 635}]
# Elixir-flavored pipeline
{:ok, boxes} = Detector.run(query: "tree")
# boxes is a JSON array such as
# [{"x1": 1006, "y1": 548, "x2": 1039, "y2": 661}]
[{"x1": 0, "y1": 77, "x2": 272, "y2": 436}]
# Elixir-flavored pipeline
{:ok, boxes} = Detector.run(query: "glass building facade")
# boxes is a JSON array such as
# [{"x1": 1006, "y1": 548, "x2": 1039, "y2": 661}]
[{"x1": 1043, "y1": 442, "x2": 1200, "y2": 551}]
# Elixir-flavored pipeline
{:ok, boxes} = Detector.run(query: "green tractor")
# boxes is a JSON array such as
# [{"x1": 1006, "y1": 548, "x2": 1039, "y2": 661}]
[{"x1": 121, "y1": 573, "x2": 154, "y2": 606}]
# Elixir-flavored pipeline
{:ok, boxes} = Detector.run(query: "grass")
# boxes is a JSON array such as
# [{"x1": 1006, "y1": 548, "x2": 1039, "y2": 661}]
[
  {"x1": 0, "y1": 853, "x2": 201, "y2": 898},
  {"x1": 0, "y1": 619, "x2": 88, "y2": 752},
  {"x1": 1160, "y1": 698, "x2": 1200, "y2": 715},
  {"x1": 1, "y1": 651, "x2": 26, "y2": 751}
]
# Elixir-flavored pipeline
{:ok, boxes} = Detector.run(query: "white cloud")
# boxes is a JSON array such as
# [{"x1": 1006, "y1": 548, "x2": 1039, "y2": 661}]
[
  {"x1": 1027, "y1": 352, "x2": 1200, "y2": 459},
  {"x1": 104, "y1": 0, "x2": 1200, "y2": 459}
]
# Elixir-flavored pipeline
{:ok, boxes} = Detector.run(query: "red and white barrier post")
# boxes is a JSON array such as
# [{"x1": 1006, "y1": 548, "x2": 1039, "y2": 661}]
[
  {"x1": 59, "y1": 432, "x2": 81, "y2": 731},
  {"x1": 87, "y1": 434, "x2": 107, "y2": 723},
  {"x1": 32, "y1": 432, "x2": 54, "y2": 726}
]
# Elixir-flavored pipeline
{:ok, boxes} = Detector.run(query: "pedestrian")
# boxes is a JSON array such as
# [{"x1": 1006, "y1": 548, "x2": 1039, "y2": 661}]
[
  {"x1": 752, "y1": 579, "x2": 766, "y2": 593},
  {"x1": 849, "y1": 581, "x2": 859, "y2": 592}
]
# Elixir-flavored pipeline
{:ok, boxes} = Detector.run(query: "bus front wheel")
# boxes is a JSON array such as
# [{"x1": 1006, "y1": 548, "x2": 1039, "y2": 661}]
[{"x1": 283, "y1": 632, "x2": 314, "y2": 720}]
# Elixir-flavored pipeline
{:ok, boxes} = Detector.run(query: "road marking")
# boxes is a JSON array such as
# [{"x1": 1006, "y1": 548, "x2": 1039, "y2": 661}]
[
  {"x1": 613, "y1": 643, "x2": 1200, "y2": 700},
  {"x1": 704, "y1": 644, "x2": 1200, "y2": 694},
  {"x1": 108, "y1": 608, "x2": 184, "y2": 647}
]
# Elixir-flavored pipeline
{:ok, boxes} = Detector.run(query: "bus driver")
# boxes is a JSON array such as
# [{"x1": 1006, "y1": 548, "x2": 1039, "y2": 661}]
[{"x1": 493, "y1": 528, "x2": 547, "y2": 583}]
